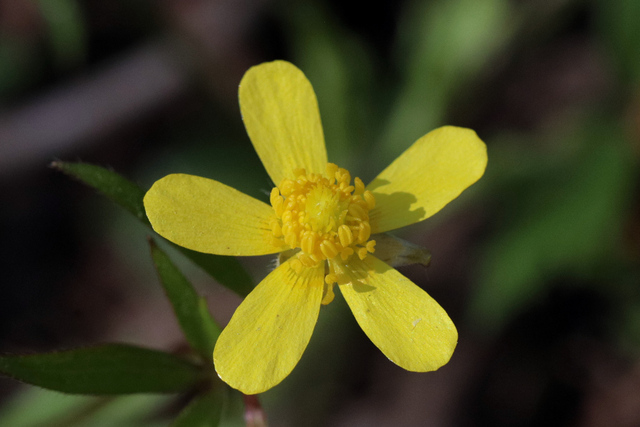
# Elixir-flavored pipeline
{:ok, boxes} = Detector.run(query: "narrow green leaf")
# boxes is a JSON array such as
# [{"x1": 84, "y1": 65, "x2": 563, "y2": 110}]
[
  {"x1": 180, "y1": 248, "x2": 253, "y2": 297},
  {"x1": 150, "y1": 239, "x2": 221, "y2": 359},
  {"x1": 171, "y1": 388, "x2": 225, "y2": 427},
  {"x1": 51, "y1": 161, "x2": 148, "y2": 224},
  {"x1": 0, "y1": 387, "x2": 171, "y2": 427},
  {"x1": 52, "y1": 161, "x2": 254, "y2": 296},
  {"x1": 0, "y1": 344, "x2": 203, "y2": 395}
]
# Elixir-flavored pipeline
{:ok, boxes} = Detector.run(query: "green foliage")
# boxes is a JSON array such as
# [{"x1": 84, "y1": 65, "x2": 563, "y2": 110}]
[
  {"x1": 380, "y1": 0, "x2": 511, "y2": 164},
  {"x1": 23, "y1": 163, "x2": 235, "y2": 425},
  {"x1": 150, "y1": 238, "x2": 221, "y2": 360},
  {"x1": 470, "y1": 122, "x2": 636, "y2": 330},
  {"x1": 283, "y1": 2, "x2": 375, "y2": 170},
  {"x1": 0, "y1": 344, "x2": 204, "y2": 395},
  {"x1": 52, "y1": 162, "x2": 148, "y2": 223},
  {"x1": 0, "y1": 388, "x2": 171, "y2": 427},
  {"x1": 595, "y1": 0, "x2": 640, "y2": 85},
  {"x1": 171, "y1": 388, "x2": 226, "y2": 427},
  {"x1": 52, "y1": 161, "x2": 254, "y2": 297},
  {"x1": 35, "y1": 0, "x2": 87, "y2": 70}
]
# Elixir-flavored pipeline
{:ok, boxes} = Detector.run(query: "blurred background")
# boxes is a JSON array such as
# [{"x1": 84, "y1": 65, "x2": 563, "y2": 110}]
[{"x1": 1, "y1": 0, "x2": 640, "y2": 425}]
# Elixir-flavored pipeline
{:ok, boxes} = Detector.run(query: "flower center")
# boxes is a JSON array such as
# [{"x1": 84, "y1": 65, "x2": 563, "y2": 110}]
[{"x1": 269, "y1": 163, "x2": 376, "y2": 272}]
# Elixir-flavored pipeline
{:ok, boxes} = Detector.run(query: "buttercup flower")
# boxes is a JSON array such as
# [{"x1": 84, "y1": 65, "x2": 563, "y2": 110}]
[{"x1": 144, "y1": 60, "x2": 487, "y2": 394}]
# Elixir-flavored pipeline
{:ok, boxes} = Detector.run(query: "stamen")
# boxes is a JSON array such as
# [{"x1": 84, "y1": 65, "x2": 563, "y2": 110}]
[
  {"x1": 326, "y1": 163, "x2": 338, "y2": 181},
  {"x1": 290, "y1": 259, "x2": 303, "y2": 274},
  {"x1": 269, "y1": 162, "x2": 377, "y2": 293},
  {"x1": 363, "y1": 191, "x2": 375, "y2": 209},
  {"x1": 301, "y1": 232, "x2": 316, "y2": 254},
  {"x1": 354, "y1": 177, "x2": 365, "y2": 195},
  {"x1": 321, "y1": 283, "x2": 335, "y2": 305},
  {"x1": 366, "y1": 240, "x2": 376, "y2": 253},
  {"x1": 325, "y1": 273, "x2": 338, "y2": 285},
  {"x1": 270, "y1": 218, "x2": 282, "y2": 237},
  {"x1": 340, "y1": 247, "x2": 354, "y2": 260},
  {"x1": 348, "y1": 204, "x2": 367, "y2": 220},
  {"x1": 358, "y1": 222, "x2": 371, "y2": 243},
  {"x1": 320, "y1": 240, "x2": 338, "y2": 259},
  {"x1": 338, "y1": 225, "x2": 353, "y2": 247}
]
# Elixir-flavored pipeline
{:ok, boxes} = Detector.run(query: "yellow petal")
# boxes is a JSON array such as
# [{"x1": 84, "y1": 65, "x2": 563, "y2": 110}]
[
  {"x1": 213, "y1": 260, "x2": 324, "y2": 394},
  {"x1": 239, "y1": 60, "x2": 328, "y2": 185},
  {"x1": 367, "y1": 126, "x2": 487, "y2": 233},
  {"x1": 336, "y1": 255, "x2": 457, "y2": 372},
  {"x1": 144, "y1": 174, "x2": 278, "y2": 256}
]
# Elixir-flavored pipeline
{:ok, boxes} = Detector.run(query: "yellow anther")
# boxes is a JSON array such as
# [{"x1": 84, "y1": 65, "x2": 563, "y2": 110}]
[
  {"x1": 300, "y1": 232, "x2": 316, "y2": 254},
  {"x1": 326, "y1": 217, "x2": 337, "y2": 234},
  {"x1": 341, "y1": 170, "x2": 351, "y2": 185},
  {"x1": 340, "y1": 247, "x2": 354, "y2": 260},
  {"x1": 338, "y1": 225, "x2": 353, "y2": 247},
  {"x1": 320, "y1": 240, "x2": 339, "y2": 259},
  {"x1": 321, "y1": 283, "x2": 335, "y2": 305},
  {"x1": 270, "y1": 219, "x2": 282, "y2": 237},
  {"x1": 325, "y1": 273, "x2": 338, "y2": 285},
  {"x1": 348, "y1": 204, "x2": 367, "y2": 220},
  {"x1": 269, "y1": 164, "x2": 376, "y2": 268},
  {"x1": 299, "y1": 254, "x2": 316, "y2": 267},
  {"x1": 284, "y1": 233, "x2": 297, "y2": 248},
  {"x1": 326, "y1": 163, "x2": 338, "y2": 181},
  {"x1": 363, "y1": 190, "x2": 375, "y2": 209},
  {"x1": 334, "y1": 168, "x2": 346, "y2": 184},
  {"x1": 290, "y1": 259, "x2": 303, "y2": 274},
  {"x1": 366, "y1": 240, "x2": 377, "y2": 253},
  {"x1": 358, "y1": 222, "x2": 371, "y2": 243},
  {"x1": 279, "y1": 181, "x2": 294, "y2": 196},
  {"x1": 270, "y1": 187, "x2": 279, "y2": 204},
  {"x1": 272, "y1": 198, "x2": 284, "y2": 217}
]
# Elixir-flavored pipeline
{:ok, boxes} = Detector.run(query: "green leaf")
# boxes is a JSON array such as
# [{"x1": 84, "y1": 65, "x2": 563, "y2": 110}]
[
  {"x1": 52, "y1": 161, "x2": 148, "y2": 224},
  {"x1": 180, "y1": 248, "x2": 253, "y2": 297},
  {"x1": 0, "y1": 387, "x2": 172, "y2": 427},
  {"x1": 171, "y1": 388, "x2": 225, "y2": 427},
  {"x1": 150, "y1": 239, "x2": 221, "y2": 359},
  {"x1": 52, "y1": 161, "x2": 254, "y2": 297},
  {"x1": 0, "y1": 344, "x2": 204, "y2": 395}
]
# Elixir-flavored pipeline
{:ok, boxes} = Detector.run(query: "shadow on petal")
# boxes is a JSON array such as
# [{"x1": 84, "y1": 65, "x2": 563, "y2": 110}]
[{"x1": 368, "y1": 186, "x2": 425, "y2": 233}]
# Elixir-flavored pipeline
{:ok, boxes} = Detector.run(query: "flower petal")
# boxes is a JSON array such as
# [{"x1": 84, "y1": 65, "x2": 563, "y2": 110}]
[
  {"x1": 144, "y1": 174, "x2": 278, "y2": 256},
  {"x1": 213, "y1": 260, "x2": 324, "y2": 394},
  {"x1": 367, "y1": 126, "x2": 487, "y2": 233},
  {"x1": 336, "y1": 255, "x2": 457, "y2": 372},
  {"x1": 239, "y1": 60, "x2": 328, "y2": 185}
]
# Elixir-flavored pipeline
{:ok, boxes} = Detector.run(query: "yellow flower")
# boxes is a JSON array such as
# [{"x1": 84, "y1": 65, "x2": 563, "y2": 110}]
[{"x1": 144, "y1": 61, "x2": 487, "y2": 394}]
